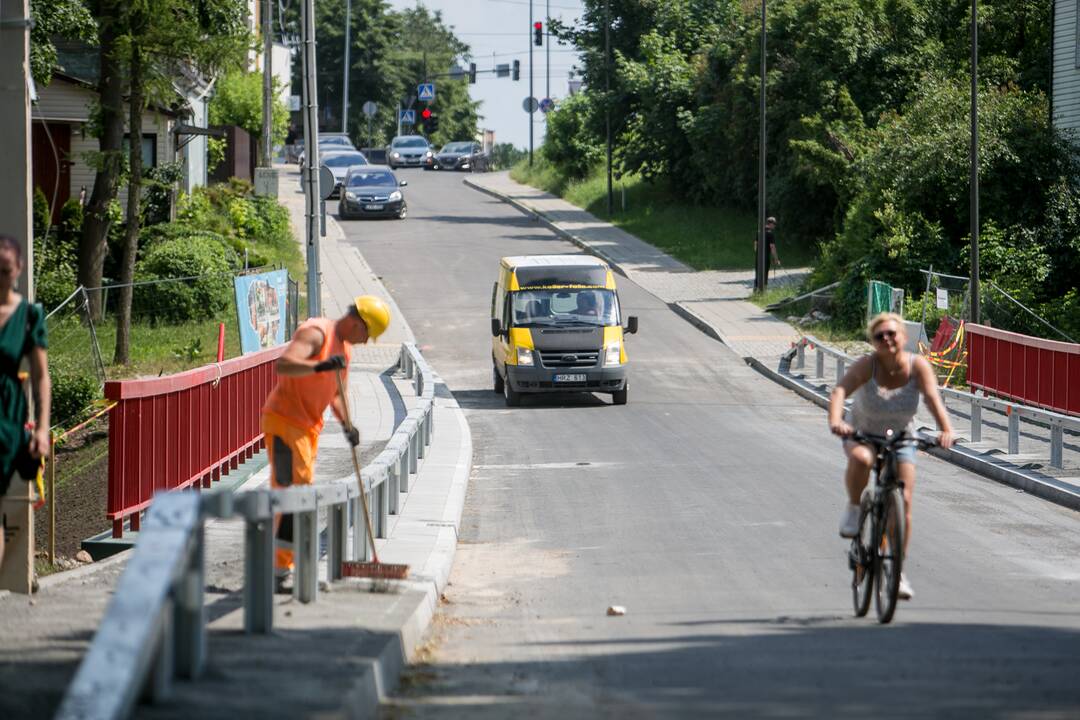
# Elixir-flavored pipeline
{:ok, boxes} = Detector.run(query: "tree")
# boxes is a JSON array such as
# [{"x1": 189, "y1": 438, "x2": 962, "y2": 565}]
[
  {"x1": 29, "y1": 0, "x2": 96, "y2": 87},
  {"x1": 209, "y1": 69, "x2": 290, "y2": 144},
  {"x1": 111, "y1": 0, "x2": 248, "y2": 364}
]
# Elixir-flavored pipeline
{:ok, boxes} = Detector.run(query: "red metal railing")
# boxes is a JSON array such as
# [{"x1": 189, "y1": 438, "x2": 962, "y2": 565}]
[
  {"x1": 967, "y1": 324, "x2": 1080, "y2": 416},
  {"x1": 105, "y1": 346, "x2": 285, "y2": 537}
]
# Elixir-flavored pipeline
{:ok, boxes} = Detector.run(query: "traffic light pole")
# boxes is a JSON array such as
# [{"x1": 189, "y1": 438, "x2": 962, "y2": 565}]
[
  {"x1": 528, "y1": 0, "x2": 534, "y2": 167},
  {"x1": 301, "y1": 0, "x2": 321, "y2": 317},
  {"x1": 755, "y1": 0, "x2": 768, "y2": 294},
  {"x1": 545, "y1": 0, "x2": 550, "y2": 101},
  {"x1": 605, "y1": 0, "x2": 612, "y2": 218},
  {"x1": 342, "y1": 0, "x2": 351, "y2": 134}
]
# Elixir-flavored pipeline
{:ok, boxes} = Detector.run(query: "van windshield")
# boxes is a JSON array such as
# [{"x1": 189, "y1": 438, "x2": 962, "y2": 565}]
[{"x1": 511, "y1": 289, "x2": 619, "y2": 327}]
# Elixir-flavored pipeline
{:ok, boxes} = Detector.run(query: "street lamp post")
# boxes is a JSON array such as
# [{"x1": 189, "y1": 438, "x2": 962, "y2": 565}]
[
  {"x1": 970, "y1": 0, "x2": 980, "y2": 324},
  {"x1": 605, "y1": 0, "x2": 613, "y2": 217},
  {"x1": 755, "y1": 0, "x2": 768, "y2": 293},
  {"x1": 342, "y1": 0, "x2": 351, "y2": 135}
]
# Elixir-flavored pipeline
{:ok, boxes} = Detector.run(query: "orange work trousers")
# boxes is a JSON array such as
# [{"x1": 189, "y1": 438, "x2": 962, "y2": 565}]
[{"x1": 262, "y1": 413, "x2": 320, "y2": 576}]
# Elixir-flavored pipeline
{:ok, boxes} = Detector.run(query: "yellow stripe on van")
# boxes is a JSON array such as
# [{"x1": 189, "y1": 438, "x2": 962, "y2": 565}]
[
  {"x1": 605, "y1": 270, "x2": 616, "y2": 290},
  {"x1": 603, "y1": 325, "x2": 627, "y2": 363}
]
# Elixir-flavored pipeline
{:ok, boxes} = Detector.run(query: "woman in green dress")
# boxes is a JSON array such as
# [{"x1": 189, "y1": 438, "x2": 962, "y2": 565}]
[{"x1": 0, "y1": 234, "x2": 50, "y2": 568}]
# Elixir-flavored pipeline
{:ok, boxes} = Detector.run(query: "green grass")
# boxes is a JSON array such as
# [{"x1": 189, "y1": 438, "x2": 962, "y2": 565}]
[{"x1": 511, "y1": 159, "x2": 818, "y2": 271}]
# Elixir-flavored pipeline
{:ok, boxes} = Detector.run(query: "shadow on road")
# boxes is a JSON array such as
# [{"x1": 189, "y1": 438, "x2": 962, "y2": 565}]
[
  {"x1": 385, "y1": 619, "x2": 1080, "y2": 718},
  {"x1": 452, "y1": 389, "x2": 611, "y2": 411}
]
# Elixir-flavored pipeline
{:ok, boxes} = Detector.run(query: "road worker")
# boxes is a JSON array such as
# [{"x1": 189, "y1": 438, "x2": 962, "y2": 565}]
[{"x1": 261, "y1": 295, "x2": 391, "y2": 592}]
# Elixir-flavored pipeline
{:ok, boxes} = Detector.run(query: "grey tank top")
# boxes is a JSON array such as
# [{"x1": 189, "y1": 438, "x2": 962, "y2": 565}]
[{"x1": 849, "y1": 355, "x2": 920, "y2": 436}]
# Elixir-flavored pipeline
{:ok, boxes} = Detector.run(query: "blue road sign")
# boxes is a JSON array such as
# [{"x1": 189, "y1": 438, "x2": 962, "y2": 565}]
[
  {"x1": 399, "y1": 109, "x2": 416, "y2": 124},
  {"x1": 417, "y1": 83, "x2": 436, "y2": 102},
  {"x1": 539, "y1": 97, "x2": 556, "y2": 114}
]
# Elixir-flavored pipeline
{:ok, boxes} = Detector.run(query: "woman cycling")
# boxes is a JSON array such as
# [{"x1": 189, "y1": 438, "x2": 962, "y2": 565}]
[
  {"x1": 828, "y1": 312, "x2": 953, "y2": 600},
  {"x1": 0, "y1": 234, "x2": 51, "y2": 570}
]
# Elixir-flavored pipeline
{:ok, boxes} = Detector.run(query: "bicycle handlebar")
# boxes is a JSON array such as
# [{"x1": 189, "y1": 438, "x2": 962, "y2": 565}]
[{"x1": 849, "y1": 431, "x2": 939, "y2": 452}]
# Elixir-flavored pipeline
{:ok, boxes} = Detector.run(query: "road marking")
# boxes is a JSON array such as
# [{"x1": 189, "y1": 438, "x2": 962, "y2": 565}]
[{"x1": 473, "y1": 461, "x2": 617, "y2": 471}]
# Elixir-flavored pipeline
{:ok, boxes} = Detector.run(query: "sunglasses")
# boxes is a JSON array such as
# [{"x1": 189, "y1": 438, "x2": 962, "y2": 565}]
[{"x1": 872, "y1": 329, "x2": 898, "y2": 342}]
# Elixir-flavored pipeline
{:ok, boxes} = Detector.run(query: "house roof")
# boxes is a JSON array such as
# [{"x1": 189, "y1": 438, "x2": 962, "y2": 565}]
[{"x1": 50, "y1": 41, "x2": 185, "y2": 118}]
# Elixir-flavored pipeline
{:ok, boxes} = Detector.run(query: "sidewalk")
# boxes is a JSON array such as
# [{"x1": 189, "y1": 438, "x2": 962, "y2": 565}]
[
  {"x1": 466, "y1": 171, "x2": 807, "y2": 365},
  {"x1": 0, "y1": 168, "x2": 473, "y2": 719},
  {"x1": 465, "y1": 171, "x2": 1080, "y2": 508}
]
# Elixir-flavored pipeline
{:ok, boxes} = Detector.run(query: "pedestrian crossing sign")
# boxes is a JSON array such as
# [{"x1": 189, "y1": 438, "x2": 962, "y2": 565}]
[{"x1": 417, "y1": 83, "x2": 436, "y2": 102}]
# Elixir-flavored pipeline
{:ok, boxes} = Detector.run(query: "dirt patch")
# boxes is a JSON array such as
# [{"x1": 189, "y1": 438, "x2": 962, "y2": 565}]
[{"x1": 32, "y1": 419, "x2": 110, "y2": 568}]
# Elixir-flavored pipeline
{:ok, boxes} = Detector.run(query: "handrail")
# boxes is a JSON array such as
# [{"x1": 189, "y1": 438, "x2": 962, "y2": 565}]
[
  {"x1": 57, "y1": 343, "x2": 439, "y2": 719},
  {"x1": 790, "y1": 335, "x2": 1080, "y2": 468}
]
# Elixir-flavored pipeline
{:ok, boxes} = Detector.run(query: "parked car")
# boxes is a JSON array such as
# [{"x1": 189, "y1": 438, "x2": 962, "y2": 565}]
[
  {"x1": 386, "y1": 135, "x2": 434, "y2": 169},
  {"x1": 338, "y1": 166, "x2": 408, "y2": 220},
  {"x1": 315, "y1": 150, "x2": 369, "y2": 198},
  {"x1": 297, "y1": 133, "x2": 356, "y2": 166},
  {"x1": 432, "y1": 141, "x2": 488, "y2": 172}
]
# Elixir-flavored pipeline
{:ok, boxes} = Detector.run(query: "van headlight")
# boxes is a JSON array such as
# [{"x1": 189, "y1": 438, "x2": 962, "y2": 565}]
[
  {"x1": 517, "y1": 347, "x2": 535, "y2": 366},
  {"x1": 389, "y1": 190, "x2": 402, "y2": 202},
  {"x1": 604, "y1": 342, "x2": 622, "y2": 366}
]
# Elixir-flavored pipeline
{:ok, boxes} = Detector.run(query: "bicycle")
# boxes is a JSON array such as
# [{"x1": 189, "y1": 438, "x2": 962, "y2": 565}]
[{"x1": 847, "y1": 431, "x2": 936, "y2": 624}]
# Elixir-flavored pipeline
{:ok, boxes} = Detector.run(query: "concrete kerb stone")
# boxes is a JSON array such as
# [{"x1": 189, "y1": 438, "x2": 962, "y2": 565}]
[{"x1": 746, "y1": 353, "x2": 1080, "y2": 513}]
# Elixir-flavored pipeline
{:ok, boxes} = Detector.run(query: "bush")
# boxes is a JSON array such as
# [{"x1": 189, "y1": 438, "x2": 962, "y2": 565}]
[
  {"x1": 50, "y1": 366, "x2": 101, "y2": 429},
  {"x1": 33, "y1": 198, "x2": 83, "y2": 311},
  {"x1": 541, "y1": 93, "x2": 604, "y2": 180},
  {"x1": 134, "y1": 235, "x2": 238, "y2": 323}
]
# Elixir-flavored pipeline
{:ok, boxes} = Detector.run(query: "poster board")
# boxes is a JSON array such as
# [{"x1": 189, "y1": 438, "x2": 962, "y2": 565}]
[{"x1": 234, "y1": 269, "x2": 289, "y2": 354}]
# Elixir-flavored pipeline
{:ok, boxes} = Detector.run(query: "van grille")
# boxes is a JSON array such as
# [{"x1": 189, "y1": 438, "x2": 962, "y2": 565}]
[{"x1": 539, "y1": 350, "x2": 599, "y2": 368}]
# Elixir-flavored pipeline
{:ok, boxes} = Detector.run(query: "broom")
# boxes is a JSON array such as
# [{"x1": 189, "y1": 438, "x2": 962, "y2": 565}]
[{"x1": 335, "y1": 369, "x2": 410, "y2": 580}]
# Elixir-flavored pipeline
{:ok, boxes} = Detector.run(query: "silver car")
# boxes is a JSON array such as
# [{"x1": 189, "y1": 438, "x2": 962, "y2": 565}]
[
  {"x1": 387, "y1": 135, "x2": 434, "y2": 168},
  {"x1": 299, "y1": 150, "x2": 368, "y2": 198}
]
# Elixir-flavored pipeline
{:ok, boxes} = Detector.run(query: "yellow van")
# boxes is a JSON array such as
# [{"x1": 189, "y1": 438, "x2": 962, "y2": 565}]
[{"x1": 490, "y1": 255, "x2": 638, "y2": 406}]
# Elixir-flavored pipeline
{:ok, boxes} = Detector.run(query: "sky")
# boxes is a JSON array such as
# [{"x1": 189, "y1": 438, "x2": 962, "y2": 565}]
[{"x1": 384, "y1": 0, "x2": 586, "y2": 149}]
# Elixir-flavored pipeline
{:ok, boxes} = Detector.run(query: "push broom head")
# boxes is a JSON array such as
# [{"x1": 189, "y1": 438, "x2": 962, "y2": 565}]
[{"x1": 341, "y1": 560, "x2": 410, "y2": 580}]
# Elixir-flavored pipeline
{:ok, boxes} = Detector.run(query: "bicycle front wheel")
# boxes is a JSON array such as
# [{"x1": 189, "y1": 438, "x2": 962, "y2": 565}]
[
  {"x1": 875, "y1": 488, "x2": 905, "y2": 624},
  {"x1": 851, "y1": 503, "x2": 874, "y2": 617}
]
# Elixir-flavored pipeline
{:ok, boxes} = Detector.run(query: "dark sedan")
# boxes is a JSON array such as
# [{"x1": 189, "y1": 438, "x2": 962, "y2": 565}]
[
  {"x1": 431, "y1": 141, "x2": 488, "y2": 171},
  {"x1": 338, "y1": 166, "x2": 408, "y2": 220}
]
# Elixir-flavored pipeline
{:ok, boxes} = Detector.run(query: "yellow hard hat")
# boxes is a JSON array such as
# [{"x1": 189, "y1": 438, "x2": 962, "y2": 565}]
[{"x1": 354, "y1": 295, "x2": 391, "y2": 340}]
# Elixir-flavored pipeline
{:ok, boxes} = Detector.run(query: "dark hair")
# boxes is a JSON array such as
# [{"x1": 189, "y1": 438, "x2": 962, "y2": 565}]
[{"x1": 0, "y1": 234, "x2": 22, "y2": 263}]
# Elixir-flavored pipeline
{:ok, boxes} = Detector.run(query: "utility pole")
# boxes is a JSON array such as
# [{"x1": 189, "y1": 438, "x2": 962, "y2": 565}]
[
  {"x1": 529, "y1": 0, "x2": 534, "y2": 166},
  {"x1": 545, "y1": 0, "x2": 550, "y2": 102},
  {"x1": 342, "y1": 0, "x2": 351, "y2": 135},
  {"x1": 301, "y1": 0, "x2": 321, "y2": 317},
  {"x1": 0, "y1": 0, "x2": 35, "y2": 594},
  {"x1": 755, "y1": 0, "x2": 768, "y2": 293},
  {"x1": 260, "y1": 0, "x2": 273, "y2": 167},
  {"x1": 605, "y1": 0, "x2": 612, "y2": 217},
  {"x1": 969, "y1": 0, "x2": 980, "y2": 324}
]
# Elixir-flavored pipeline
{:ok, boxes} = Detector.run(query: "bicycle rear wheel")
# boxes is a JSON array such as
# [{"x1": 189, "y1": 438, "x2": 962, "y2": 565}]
[
  {"x1": 851, "y1": 503, "x2": 874, "y2": 617},
  {"x1": 875, "y1": 488, "x2": 905, "y2": 624}
]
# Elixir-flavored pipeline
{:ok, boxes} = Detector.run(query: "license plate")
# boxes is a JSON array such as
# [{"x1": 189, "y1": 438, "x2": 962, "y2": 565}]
[
  {"x1": 554, "y1": 373, "x2": 587, "y2": 383},
  {"x1": 364, "y1": 204, "x2": 384, "y2": 210}
]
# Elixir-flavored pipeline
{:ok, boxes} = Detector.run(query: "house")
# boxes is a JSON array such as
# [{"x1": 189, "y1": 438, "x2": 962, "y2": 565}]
[
  {"x1": 30, "y1": 44, "x2": 182, "y2": 222},
  {"x1": 1053, "y1": 1, "x2": 1080, "y2": 135}
]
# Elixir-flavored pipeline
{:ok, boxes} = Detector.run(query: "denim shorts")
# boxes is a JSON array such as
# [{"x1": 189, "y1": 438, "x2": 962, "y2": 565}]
[{"x1": 844, "y1": 439, "x2": 917, "y2": 465}]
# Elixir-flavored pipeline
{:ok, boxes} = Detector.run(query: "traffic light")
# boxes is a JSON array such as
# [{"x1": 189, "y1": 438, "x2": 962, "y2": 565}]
[
  {"x1": 468, "y1": 62, "x2": 477, "y2": 84},
  {"x1": 533, "y1": 21, "x2": 543, "y2": 46},
  {"x1": 428, "y1": 113, "x2": 439, "y2": 134},
  {"x1": 421, "y1": 107, "x2": 432, "y2": 121},
  {"x1": 512, "y1": 59, "x2": 520, "y2": 81}
]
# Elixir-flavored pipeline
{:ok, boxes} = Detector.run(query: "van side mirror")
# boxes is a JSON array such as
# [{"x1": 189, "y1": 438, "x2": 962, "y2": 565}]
[
  {"x1": 625, "y1": 316, "x2": 639, "y2": 335},
  {"x1": 399, "y1": 180, "x2": 408, "y2": 187},
  {"x1": 491, "y1": 318, "x2": 502, "y2": 337}
]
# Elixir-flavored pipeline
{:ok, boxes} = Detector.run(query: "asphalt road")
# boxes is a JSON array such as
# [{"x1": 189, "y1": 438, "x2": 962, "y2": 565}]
[{"x1": 336, "y1": 169, "x2": 1080, "y2": 719}]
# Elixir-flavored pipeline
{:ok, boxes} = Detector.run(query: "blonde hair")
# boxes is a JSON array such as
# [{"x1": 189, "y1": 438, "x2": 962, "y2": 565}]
[{"x1": 867, "y1": 312, "x2": 906, "y2": 341}]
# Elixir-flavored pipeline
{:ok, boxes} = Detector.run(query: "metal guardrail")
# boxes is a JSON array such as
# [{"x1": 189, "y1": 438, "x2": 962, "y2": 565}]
[
  {"x1": 56, "y1": 343, "x2": 436, "y2": 720},
  {"x1": 791, "y1": 336, "x2": 1080, "y2": 469}
]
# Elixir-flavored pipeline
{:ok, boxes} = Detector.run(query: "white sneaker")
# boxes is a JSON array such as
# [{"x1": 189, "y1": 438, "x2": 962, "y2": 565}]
[
  {"x1": 898, "y1": 573, "x2": 914, "y2": 601},
  {"x1": 838, "y1": 504, "x2": 860, "y2": 538}
]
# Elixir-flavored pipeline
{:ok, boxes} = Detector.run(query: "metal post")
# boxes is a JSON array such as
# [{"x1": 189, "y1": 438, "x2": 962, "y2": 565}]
[
  {"x1": 173, "y1": 525, "x2": 205, "y2": 680},
  {"x1": 244, "y1": 517, "x2": 274, "y2": 634},
  {"x1": 836, "y1": 357, "x2": 845, "y2": 386},
  {"x1": 1050, "y1": 424, "x2": 1064, "y2": 469},
  {"x1": 755, "y1": 0, "x2": 768, "y2": 293},
  {"x1": 398, "y1": 446, "x2": 410, "y2": 493},
  {"x1": 261, "y1": 0, "x2": 273, "y2": 167},
  {"x1": 417, "y1": 417, "x2": 427, "y2": 460},
  {"x1": 388, "y1": 463, "x2": 400, "y2": 514},
  {"x1": 296, "y1": 509, "x2": 318, "y2": 603},
  {"x1": 795, "y1": 342, "x2": 805, "y2": 370},
  {"x1": 605, "y1": 0, "x2": 612, "y2": 217},
  {"x1": 529, "y1": 0, "x2": 534, "y2": 166},
  {"x1": 328, "y1": 502, "x2": 347, "y2": 580},
  {"x1": 342, "y1": 0, "x2": 351, "y2": 134},
  {"x1": 970, "y1": 0, "x2": 980, "y2": 325},
  {"x1": 48, "y1": 434, "x2": 56, "y2": 565},
  {"x1": 815, "y1": 347, "x2": 825, "y2": 379},
  {"x1": 970, "y1": 398, "x2": 982, "y2": 443},
  {"x1": 350, "y1": 497, "x2": 365, "y2": 561},
  {"x1": 377, "y1": 481, "x2": 389, "y2": 539},
  {"x1": 408, "y1": 426, "x2": 419, "y2": 475},
  {"x1": 301, "y1": 0, "x2": 321, "y2": 317},
  {"x1": 1007, "y1": 409, "x2": 1019, "y2": 455},
  {"x1": 145, "y1": 604, "x2": 174, "y2": 703},
  {"x1": 545, "y1": 0, "x2": 550, "y2": 102}
]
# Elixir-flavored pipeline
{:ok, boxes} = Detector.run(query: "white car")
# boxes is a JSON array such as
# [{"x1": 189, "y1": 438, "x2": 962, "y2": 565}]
[
  {"x1": 386, "y1": 135, "x2": 434, "y2": 168},
  {"x1": 298, "y1": 150, "x2": 369, "y2": 198}
]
